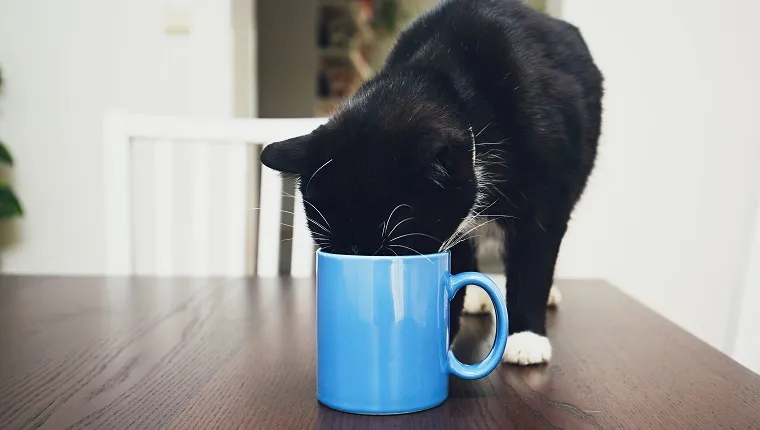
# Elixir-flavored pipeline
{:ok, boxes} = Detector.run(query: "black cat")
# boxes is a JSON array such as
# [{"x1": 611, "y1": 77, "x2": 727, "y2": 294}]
[{"x1": 261, "y1": 0, "x2": 603, "y2": 365}]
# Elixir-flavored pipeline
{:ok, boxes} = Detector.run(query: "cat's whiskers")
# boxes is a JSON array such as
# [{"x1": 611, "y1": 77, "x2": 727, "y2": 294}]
[
  {"x1": 444, "y1": 213, "x2": 492, "y2": 249},
  {"x1": 249, "y1": 204, "x2": 332, "y2": 248},
  {"x1": 442, "y1": 216, "x2": 479, "y2": 250},
  {"x1": 446, "y1": 234, "x2": 483, "y2": 250},
  {"x1": 302, "y1": 199, "x2": 332, "y2": 230},
  {"x1": 305, "y1": 219, "x2": 331, "y2": 235},
  {"x1": 275, "y1": 224, "x2": 330, "y2": 248},
  {"x1": 282, "y1": 191, "x2": 334, "y2": 230},
  {"x1": 443, "y1": 216, "x2": 506, "y2": 251},
  {"x1": 389, "y1": 232, "x2": 441, "y2": 244},
  {"x1": 305, "y1": 159, "x2": 333, "y2": 197},
  {"x1": 475, "y1": 137, "x2": 510, "y2": 147},
  {"x1": 481, "y1": 149, "x2": 508, "y2": 161},
  {"x1": 475, "y1": 122, "x2": 492, "y2": 137},
  {"x1": 389, "y1": 244, "x2": 433, "y2": 263},
  {"x1": 382, "y1": 204, "x2": 411, "y2": 238},
  {"x1": 489, "y1": 187, "x2": 516, "y2": 208},
  {"x1": 440, "y1": 199, "x2": 498, "y2": 251},
  {"x1": 249, "y1": 205, "x2": 331, "y2": 242},
  {"x1": 386, "y1": 217, "x2": 414, "y2": 240},
  {"x1": 283, "y1": 236, "x2": 329, "y2": 246},
  {"x1": 248, "y1": 208, "x2": 331, "y2": 235}
]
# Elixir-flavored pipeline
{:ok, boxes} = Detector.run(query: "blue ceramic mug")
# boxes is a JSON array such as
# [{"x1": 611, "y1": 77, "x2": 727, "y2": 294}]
[{"x1": 316, "y1": 250, "x2": 509, "y2": 415}]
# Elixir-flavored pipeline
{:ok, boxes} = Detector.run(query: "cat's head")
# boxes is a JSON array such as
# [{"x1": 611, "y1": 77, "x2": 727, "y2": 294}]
[{"x1": 261, "y1": 71, "x2": 478, "y2": 256}]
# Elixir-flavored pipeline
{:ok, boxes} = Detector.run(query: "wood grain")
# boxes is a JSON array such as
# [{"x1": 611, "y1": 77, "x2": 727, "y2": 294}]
[{"x1": 0, "y1": 276, "x2": 758, "y2": 429}]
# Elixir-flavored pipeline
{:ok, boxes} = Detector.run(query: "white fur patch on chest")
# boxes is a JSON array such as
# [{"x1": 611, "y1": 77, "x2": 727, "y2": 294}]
[
  {"x1": 473, "y1": 218, "x2": 505, "y2": 259},
  {"x1": 439, "y1": 126, "x2": 502, "y2": 252},
  {"x1": 470, "y1": 125, "x2": 476, "y2": 163}
]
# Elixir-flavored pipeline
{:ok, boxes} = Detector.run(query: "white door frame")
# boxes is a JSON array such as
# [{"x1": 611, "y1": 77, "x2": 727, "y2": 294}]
[{"x1": 728, "y1": 194, "x2": 760, "y2": 373}]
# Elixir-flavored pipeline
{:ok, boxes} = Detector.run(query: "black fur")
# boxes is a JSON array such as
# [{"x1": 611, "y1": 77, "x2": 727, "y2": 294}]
[{"x1": 261, "y1": 0, "x2": 603, "y2": 343}]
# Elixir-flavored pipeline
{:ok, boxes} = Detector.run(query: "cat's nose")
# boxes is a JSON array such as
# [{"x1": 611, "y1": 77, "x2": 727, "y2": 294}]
[{"x1": 350, "y1": 245, "x2": 359, "y2": 255}]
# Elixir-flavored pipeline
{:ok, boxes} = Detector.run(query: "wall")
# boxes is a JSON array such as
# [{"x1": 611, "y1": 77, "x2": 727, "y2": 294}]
[
  {"x1": 0, "y1": 0, "x2": 242, "y2": 274},
  {"x1": 553, "y1": 0, "x2": 760, "y2": 355}
]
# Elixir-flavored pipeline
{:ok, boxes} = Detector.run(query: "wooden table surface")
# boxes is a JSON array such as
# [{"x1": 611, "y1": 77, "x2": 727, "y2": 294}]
[{"x1": 1, "y1": 277, "x2": 759, "y2": 429}]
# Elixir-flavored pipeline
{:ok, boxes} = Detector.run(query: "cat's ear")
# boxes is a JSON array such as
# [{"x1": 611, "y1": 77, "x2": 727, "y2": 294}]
[{"x1": 260, "y1": 134, "x2": 312, "y2": 175}]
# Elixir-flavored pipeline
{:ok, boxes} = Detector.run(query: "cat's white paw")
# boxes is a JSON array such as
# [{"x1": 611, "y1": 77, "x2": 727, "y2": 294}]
[
  {"x1": 503, "y1": 331, "x2": 552, "y2": 365},
  {"x1": 547, "y1": 285, "x2": 562, "y2": 307},
  {"x1": 463, "y1": 285, "x2": 493, "y2": 315}
]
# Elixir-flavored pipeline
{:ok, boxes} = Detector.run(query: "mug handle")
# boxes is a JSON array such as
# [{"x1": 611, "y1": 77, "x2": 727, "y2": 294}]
[{"x1": 447, "y1": 272, "x2": 509, "y2": 380}]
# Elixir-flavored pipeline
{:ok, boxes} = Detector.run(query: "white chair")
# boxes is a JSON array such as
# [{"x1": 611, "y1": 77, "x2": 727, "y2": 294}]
[{"x1": 103, "y1": 111, "x2": 327, "y2": 278}]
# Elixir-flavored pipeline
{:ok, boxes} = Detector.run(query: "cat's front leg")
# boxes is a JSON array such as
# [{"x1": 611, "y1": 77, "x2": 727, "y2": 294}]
[
  {"x1": 502, "y1": 216, "x2": 568, "y2": 365},
  {"x1": 464, "y1": 283, "x2": 561, "y2": 315}
]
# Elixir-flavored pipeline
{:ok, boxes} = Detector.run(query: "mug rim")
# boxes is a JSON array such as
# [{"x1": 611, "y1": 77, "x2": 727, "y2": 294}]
[{"x1": 316, "y1": 248, "x2": 450, "y2": 261}]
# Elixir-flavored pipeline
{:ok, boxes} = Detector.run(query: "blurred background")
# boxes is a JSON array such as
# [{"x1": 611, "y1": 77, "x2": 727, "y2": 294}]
[{"x1": 0, "y1": 0, "x2": 758, "y2": 373}]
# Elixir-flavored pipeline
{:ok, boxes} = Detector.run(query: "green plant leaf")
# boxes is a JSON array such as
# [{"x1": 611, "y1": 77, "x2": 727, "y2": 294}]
[
  {"x1": 0, "y1": 186, "x2": 23, "y2": 218},
  {"x1": 0, "y1": 142, "x2": 13, "y2": 166}
]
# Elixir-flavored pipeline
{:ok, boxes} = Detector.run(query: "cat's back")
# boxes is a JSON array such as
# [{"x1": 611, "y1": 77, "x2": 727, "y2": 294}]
[{"x1": 386, "y1": 0, "x2": 601, "y2": 95}]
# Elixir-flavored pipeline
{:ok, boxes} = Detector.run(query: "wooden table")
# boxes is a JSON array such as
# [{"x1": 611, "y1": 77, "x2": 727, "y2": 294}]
[{"x1": 1, "y1": 277, "x2": 759, "y2": 429}]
